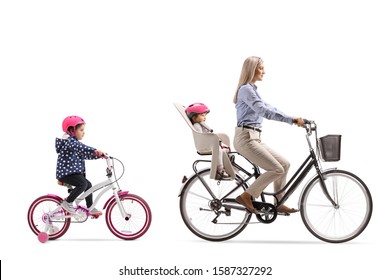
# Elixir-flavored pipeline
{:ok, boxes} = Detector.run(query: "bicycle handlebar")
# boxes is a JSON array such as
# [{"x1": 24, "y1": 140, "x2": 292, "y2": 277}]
[
  {"x1": 301, "y1": 119, "x2": 317, "y2": 135},
  {"x1": 101, "y1": 155, "x2": 126, "y2": 183}
]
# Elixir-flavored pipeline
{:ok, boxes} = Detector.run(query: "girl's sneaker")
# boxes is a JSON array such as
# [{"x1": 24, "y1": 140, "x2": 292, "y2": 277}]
[
  {"x1": 61, "y1": 200, "x2": 75, "y2": 213},
  {"x1": 90, "y1": 208, "x2": 102, "y2": 215}
]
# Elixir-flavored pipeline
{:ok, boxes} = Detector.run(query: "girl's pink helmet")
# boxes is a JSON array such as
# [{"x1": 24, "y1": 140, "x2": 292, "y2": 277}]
[
  {"x1": 185, "y1": 103, "x2": 210, "y2": 119},
  {"x1": 62, "y1": 116, "x2": 85, "y2": 136}
]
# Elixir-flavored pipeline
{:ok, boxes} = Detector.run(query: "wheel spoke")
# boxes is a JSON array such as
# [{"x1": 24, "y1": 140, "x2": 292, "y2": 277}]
[
  {"x1": 27, "y1": 196, "x2": 70, "y2": 240},
  {"x1": 300, "y1": 170, "x2": 372, "y2": 243},
  {"x1": 106, "y1": 194, "x2": 151, "y2": 240},
  {"x1": 180, "y1": 169, "x2": 251, "y2": 241}
]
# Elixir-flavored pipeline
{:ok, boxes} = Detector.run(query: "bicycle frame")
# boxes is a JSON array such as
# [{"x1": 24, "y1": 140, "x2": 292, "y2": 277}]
[
  {"x1": 267, "y1": 123, "x2": 338, "y2": 208},
  {"x1": 49, "y1": 157, "x2": 128, "y2": 220},
  {"x1": 186, "y1": 121, "x2": 338, "y2": 211}
]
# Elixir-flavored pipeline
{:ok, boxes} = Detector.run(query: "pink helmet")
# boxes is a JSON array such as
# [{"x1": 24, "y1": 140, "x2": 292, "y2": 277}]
[
  {"x1": 185, "y1": 103, "x2": 210, "y2": 119},
  {"x1": 62, "y1": 116, "x2": 85, "y2": 136}
]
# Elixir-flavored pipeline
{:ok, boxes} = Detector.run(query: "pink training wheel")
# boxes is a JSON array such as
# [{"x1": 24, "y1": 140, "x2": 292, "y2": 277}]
[{"x1": 38, "y1": 232, "x2": 49, "y2": 243}]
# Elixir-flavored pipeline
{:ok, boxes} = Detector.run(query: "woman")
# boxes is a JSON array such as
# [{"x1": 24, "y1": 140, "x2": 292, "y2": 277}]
[{"x1": 233, "y1": 56, "x2": 305, "y2": 214}]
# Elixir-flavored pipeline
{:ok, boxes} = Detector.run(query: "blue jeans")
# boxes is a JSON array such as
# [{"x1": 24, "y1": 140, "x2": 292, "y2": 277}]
[{"x1": 60, "y1": 174, "x2": 93, "y2": 207}]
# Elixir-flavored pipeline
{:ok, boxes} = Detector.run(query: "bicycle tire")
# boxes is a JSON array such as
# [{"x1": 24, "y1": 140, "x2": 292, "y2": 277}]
[
  {"x1": 27, "y1": 195, "x2": 71, "y2": 240},
  {"x1": 105, "y1": 193, "x2": 152, "y2": 240},
  {"x1": 300, "y1": 169, "x2": 372, "y2": 243},
  {"x1": 180, "y1": 168, "x2": 251, "y2": 241}
]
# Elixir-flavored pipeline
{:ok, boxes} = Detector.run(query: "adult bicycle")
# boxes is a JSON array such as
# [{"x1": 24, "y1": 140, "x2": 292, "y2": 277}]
[
  {"x1": 27, "y1": 155, "x2": 152, "y2": 242},
  {"x1": 179, "y1": 121, "x2": 372, "y2": 243}
]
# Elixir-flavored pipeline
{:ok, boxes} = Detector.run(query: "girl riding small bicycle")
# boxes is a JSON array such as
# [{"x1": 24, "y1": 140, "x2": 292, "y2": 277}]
[{"x1": 56, "y1": 115, "x2": 105, "y2": 215}]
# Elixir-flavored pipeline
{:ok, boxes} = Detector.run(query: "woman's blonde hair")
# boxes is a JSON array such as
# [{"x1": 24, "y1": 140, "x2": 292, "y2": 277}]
[{"x1": 233, "y1": 56, "x2": 263, "y2": 104}]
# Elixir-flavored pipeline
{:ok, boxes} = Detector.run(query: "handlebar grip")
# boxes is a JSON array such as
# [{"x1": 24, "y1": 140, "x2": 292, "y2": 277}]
[
  {"x1": 100, "y1": 153, "x2": 110, "y2": 159},
  {"x1": 293, "y1": 118, "x2": 313, "y2": 125}
]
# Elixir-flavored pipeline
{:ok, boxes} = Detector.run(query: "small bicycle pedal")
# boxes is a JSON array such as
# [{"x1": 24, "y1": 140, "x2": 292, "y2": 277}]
[{"x1": 90, "y1": 214, "x2": 102, "y2": 219}]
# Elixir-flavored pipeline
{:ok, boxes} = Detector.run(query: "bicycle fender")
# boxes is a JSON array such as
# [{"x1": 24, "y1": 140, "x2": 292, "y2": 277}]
[
  {"x1": 103, "y1": 191, "x2": 129, "y2": 210},
  {"x1": 298, "y1": 168, "x2": 337, "y2": 204},
  {"x1": 178, "y1": 178, "x2": 192, "y2": 197},
  {"x1": 46, "y1": 194, "x2": 63, "y2": 201},
  {"x1": 178, "y1": 169, "x2": 209, "y2": 197},
  {"x1": 178, "y1": 173, "x2": 196, "y2": 197},
  {"x1": 178, "y1": 168, "x2": 244, "y2": 197}
]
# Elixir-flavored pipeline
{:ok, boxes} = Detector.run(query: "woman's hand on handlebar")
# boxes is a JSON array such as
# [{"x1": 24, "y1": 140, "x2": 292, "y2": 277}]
[{"x1": 293, "y1": 117, "x2": 305, "y2": 127}]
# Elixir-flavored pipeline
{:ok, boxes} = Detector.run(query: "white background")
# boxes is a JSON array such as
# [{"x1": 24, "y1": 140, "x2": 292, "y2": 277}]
[{"x1": 1, "y1": 0, "x2": 388, "y2": 279}]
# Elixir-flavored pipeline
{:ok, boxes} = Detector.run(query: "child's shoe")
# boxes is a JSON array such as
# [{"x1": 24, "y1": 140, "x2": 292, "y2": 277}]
[
  {"x1": 61, "y1": 200, "x2": 75, "y2": 213},
  {"x1": 90, "y1": 208, "x2": 102, "y2": 215},
  {"x1": 217, "y1": 170, "x2": 231, "y2": 180}
]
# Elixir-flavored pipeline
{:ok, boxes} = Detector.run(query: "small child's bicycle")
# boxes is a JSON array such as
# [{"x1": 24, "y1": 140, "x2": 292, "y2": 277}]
[{"x1": 27, "y1": 155, "x2": 152, "y2": 242}]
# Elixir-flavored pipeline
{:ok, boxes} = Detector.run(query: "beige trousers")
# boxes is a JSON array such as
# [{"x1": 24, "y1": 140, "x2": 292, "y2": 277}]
[{"x1": 233, "y1": 127, "x2": 290, "y2": 200}]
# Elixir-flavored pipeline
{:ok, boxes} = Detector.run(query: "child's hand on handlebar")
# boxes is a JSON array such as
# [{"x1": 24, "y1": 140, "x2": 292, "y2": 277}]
[{"x1": 94, "y1": 150, "x2": 108, "y2": 158}]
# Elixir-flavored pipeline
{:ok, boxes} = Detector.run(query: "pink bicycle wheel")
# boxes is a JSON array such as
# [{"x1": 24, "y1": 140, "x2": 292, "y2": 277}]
[
  {"x1": 27, "y1": 195, "x2": 70, "y2": 240},
  {"x1": 105, "y1": 194, "x2": 151, "y2": 240}
]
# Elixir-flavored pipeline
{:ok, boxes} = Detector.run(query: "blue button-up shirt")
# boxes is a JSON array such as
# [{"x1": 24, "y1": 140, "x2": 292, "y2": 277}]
[{"x1": 236, "y1": 83, "x2": 293, "y2": 127}]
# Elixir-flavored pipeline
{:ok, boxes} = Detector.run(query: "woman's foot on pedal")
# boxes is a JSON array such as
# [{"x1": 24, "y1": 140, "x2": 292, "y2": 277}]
[{"x1": 235, "y1": 193, "x2": 256, "y2": 213}]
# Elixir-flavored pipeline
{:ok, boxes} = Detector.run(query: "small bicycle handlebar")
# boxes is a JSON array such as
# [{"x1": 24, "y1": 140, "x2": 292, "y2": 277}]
[{"x1": 101, "y1": 155, "x2": 125, "y2": 183}]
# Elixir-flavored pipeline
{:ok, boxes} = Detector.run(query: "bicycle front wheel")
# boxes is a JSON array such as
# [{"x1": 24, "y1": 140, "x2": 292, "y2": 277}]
[
  {"x1": 180, "y1": 168, "x2": 251, "y2": 241},
  {"x1": 105, "y1": 194, "x2": 152, "y2": 240},
  {"x1": 27, "y1": 195, "x2": 70, "y2": 240},
  {"x1": 300, "y1": 169, "x2": 372, "y2": 243}
]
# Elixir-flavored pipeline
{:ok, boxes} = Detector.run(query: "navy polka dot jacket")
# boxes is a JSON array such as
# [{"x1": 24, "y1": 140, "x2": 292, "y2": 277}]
[{"x1": 55, "y1": 135, "x2": 99, "y2": 180}]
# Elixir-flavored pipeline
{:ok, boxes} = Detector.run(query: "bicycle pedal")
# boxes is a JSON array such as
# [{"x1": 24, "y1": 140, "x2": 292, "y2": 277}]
[
  {"x1": 90, "y1": 213, "x2": 102, "y2": 219},
  {"x1": 277, "y1": 212, "x2": 290, "y2": 216}
]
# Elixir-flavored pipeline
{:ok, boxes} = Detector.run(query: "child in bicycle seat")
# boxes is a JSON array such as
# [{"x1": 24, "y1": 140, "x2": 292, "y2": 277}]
[
  {"x1": 56, "y1": 115, "x2": 105, "y2": 215},
  {"x1": 186, "y1": 103, "x2": 230, "y2": 180}
]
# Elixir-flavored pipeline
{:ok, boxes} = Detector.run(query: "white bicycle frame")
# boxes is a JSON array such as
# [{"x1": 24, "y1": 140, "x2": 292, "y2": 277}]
[{"x1": 48, "y1": 156, "x2": 128, "y2": 221}]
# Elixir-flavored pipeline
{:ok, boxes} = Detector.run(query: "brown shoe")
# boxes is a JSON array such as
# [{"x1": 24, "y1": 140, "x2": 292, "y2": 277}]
[
  {"x1": 235, "y1": 193, "x2": 256, "y2": 213},
  {"x1": 277, "y1": 204, "x2": 299, "y2": 214}
]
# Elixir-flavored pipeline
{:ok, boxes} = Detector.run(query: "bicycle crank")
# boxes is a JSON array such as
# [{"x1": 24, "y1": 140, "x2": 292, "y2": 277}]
[{"x1": 252, "y1": 202, "x2": 277, "y2": 224}]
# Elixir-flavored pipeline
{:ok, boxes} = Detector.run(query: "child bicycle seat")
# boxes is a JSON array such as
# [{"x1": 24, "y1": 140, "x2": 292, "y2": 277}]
[
  {"x1": 57, "y1": 180, "x2": 74, "y2": 193},
  {"x1": 174, "y1": 102, "x2": 235, "y2": 180}
]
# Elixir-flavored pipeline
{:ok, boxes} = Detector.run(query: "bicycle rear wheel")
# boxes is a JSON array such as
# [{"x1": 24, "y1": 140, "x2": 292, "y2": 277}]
[
  {"x1": 27, "y1": 195, "x2": 70, "y2": 240},
  {"x1": 105, "y1": 194, "x2": 152, "y2": 240},
  {"x1": 300, "y1": 169, "x2": 372, "y2": 243},
  {"x1": 180, "y1": 168, "x2": 251, "y2": 241}
]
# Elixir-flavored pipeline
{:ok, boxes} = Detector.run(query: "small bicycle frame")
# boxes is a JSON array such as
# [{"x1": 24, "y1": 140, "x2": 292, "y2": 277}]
[
  {"x1": 72, "y1": 157, "x2": 127, "y2": 218},
  {"x1": 28, "y1": 156, "x2": 152, "y2": 242},
  {"x1": 53, "y1": 157, "x2": 126, "y2": 220}
]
